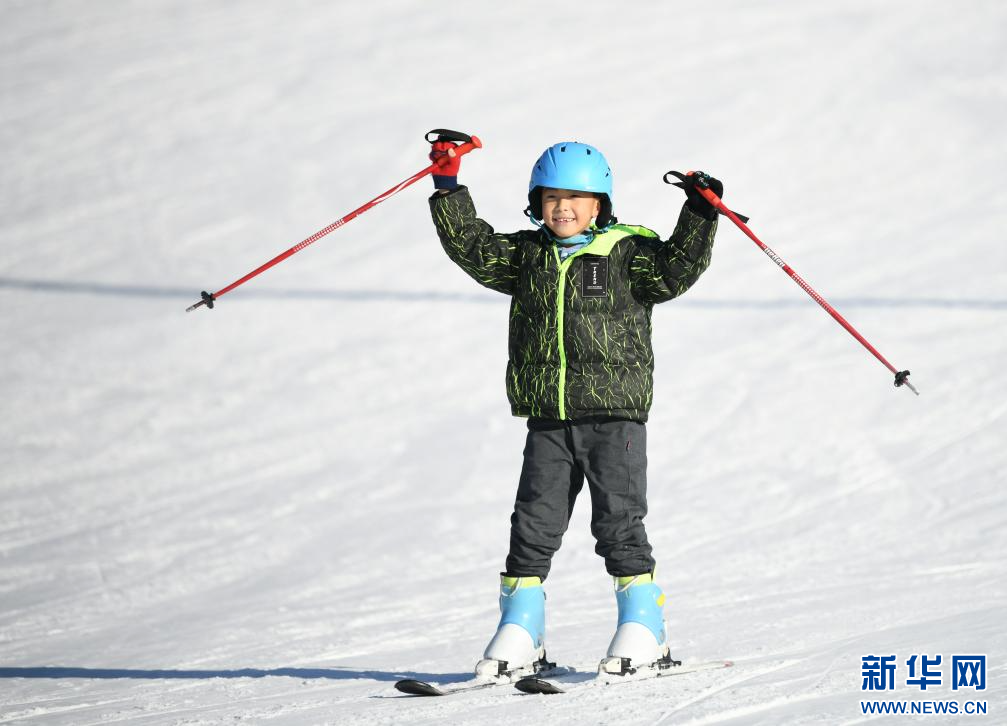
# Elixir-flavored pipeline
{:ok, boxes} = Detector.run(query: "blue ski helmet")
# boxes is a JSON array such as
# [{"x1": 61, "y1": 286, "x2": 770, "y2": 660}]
[{"x1": 527, "y1": 142, "x2": 615, "y2": 227}]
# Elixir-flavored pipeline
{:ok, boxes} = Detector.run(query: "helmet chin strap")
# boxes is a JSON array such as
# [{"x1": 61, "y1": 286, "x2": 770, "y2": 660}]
[{"x1": 524, "y1": 206, "x2": 544, "y2": 228}]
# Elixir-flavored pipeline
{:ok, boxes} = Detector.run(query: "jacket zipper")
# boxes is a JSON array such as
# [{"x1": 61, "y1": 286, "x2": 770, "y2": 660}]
[
  {"x1": 553, "y1": 246, "x2": 567, "y2": 420},
  {"x1": 553, "y1": 243, "x2": 596, "y2": 421}
]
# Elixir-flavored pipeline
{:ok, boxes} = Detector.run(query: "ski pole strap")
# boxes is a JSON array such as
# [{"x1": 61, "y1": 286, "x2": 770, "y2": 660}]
[
  {"x1": 664, "y1": 171, "x2": 749, "y2": 223},
  {"x1": 425, "y1": 128, "x2": 475, "y2": 144}
]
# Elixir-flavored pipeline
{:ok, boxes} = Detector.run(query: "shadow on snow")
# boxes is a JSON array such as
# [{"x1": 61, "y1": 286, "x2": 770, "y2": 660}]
[
  {"x1": 0, "y1": 665, "x2": 471, "y2": 683},
  {"x1": 2, "y1": 277, "x2": 1004, "y2": 310}
]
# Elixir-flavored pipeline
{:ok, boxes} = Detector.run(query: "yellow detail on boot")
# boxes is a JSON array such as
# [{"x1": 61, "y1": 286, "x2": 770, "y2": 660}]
[
  {"x1": 615, "y1": 572, "x2": 654, "y2": 589},
  {"x1": 657, "y1": 593, "x2": 666, "y2": 607},
  {"x1": 501, "y1": 575, "x2": 543, "y2": 589}
]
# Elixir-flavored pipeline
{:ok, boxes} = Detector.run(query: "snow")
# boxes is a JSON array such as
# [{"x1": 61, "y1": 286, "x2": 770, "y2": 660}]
[{"x1": 2, "y1": 1, "x2": 1005, "y2": 723}]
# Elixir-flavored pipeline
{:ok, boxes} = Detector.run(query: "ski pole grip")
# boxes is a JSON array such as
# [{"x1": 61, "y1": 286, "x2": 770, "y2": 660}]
[
  {"x1": 433, "y1": 135, "x2": 483, "y2": 168},
  {"x1": 697, "y1": 185, "x2": 723, "y2": 209},
  {"x1": 663, "y1": 170, "x2": 749, "y2": 223},
  {"x1": 454, "y1": 136, "x2": 483, "y2": 156},
  {"x1": 680, "y1": 170, "x2": 722, "y2": 209}
]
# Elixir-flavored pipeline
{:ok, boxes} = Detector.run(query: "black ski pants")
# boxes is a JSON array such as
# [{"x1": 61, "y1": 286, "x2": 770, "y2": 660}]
[{"x1": 505, "y1": 416, "x2": 655, "y2": 580}]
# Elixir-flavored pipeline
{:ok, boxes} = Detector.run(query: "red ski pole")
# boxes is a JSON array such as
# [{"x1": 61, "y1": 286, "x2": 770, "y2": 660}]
[
  {"x1": 666, "y1": 171, "x2": 918, "y2": 395},
  {"x1": 186, "y1": 130, "x2": 483, "y2": 312}
]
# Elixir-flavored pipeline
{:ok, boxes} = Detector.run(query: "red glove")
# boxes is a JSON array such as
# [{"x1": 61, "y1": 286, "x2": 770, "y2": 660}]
[{"x1": 429, "y1": 140, "x2": 460, "y2": 189}]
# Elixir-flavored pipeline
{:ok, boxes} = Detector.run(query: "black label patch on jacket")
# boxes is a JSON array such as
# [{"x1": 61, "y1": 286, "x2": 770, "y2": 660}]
[{"x1": 581, "y1": 257, "x2": 608, "y2": 298}]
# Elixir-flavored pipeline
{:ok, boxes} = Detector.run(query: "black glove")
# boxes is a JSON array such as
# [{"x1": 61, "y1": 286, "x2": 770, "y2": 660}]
[
  {"x1": 666, "y1": 170, "x2": 722, "y2": 220},
  {"x1": 665, "y1": 170, "x2": 750, "y2": 224},
  {"x1": 681, "y1": 171, "x2": 723, "y2": 221}
]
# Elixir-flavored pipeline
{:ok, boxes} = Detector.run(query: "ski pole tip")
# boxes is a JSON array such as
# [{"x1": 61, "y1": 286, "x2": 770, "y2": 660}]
[
  {"x1": 185, "y1": 290, "x2": 216, "y2": 313},
  {"x1": 895, "y1": 370, "x2": 919, "y2": 395}
]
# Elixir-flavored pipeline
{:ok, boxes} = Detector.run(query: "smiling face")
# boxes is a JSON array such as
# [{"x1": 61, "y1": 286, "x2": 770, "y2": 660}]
[{"x1": 541, "y1": 187, "x2": 601, "y2": 239}]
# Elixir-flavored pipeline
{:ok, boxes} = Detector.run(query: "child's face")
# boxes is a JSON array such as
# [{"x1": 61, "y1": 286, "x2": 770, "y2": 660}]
[{"x1": 541, "y1": 188, "x2": 601, "y2": 239}]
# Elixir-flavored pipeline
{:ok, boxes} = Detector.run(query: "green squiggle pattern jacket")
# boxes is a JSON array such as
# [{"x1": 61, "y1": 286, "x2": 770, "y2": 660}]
[{"x1": 430, "y1": 186, "x2": 717, "y2": 422}]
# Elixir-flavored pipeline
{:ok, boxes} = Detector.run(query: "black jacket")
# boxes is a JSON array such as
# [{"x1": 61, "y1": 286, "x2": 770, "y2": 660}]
[{"x1": 431, "y1": 186, "x2": 716, "y2": 421}]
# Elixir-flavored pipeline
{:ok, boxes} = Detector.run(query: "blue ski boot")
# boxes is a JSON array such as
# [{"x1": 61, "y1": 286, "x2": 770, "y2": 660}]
[
  {"x1": 476, "y1": 575, "x2": 552, "y2": 679},
  {"x1": 599, "y1": 573, "x2": 671, "y2": 675}
]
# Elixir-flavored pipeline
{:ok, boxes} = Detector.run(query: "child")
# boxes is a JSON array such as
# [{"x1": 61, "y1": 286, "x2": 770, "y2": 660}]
[{"x1": 428, "y1": 136, "x2": 721, "y2": 678}]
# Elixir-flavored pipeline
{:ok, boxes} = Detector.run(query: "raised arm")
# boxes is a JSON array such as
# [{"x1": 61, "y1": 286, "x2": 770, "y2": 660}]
[
  {"x1": 430, "y1": 186, "x2": 520, "y2": 295},
  {"x1": 629, "y1": 202, "x2": 717, "y2": 305}
]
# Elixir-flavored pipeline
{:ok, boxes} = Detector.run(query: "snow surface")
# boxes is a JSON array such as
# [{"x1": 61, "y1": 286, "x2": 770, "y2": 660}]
[{"x1": 2, "y1": 1, "x2": 1006, "y2": 724}]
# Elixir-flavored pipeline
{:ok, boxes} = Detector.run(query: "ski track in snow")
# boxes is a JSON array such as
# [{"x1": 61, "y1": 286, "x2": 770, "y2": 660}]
[{"x1": 2, "y1": 1, "x2": 1006, "y2": 724}]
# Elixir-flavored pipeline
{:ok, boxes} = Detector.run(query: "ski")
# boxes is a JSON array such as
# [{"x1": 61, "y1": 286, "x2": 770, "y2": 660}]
[
  {"x1": 394, "y1": 660, "x2": 573, "y2": 697},
  {"x1": 394, "y1": 678, "x2": 505, "y2": 697},
  {"x1": 514, "y1": 659, "x2": 734, "y2": 695}
]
